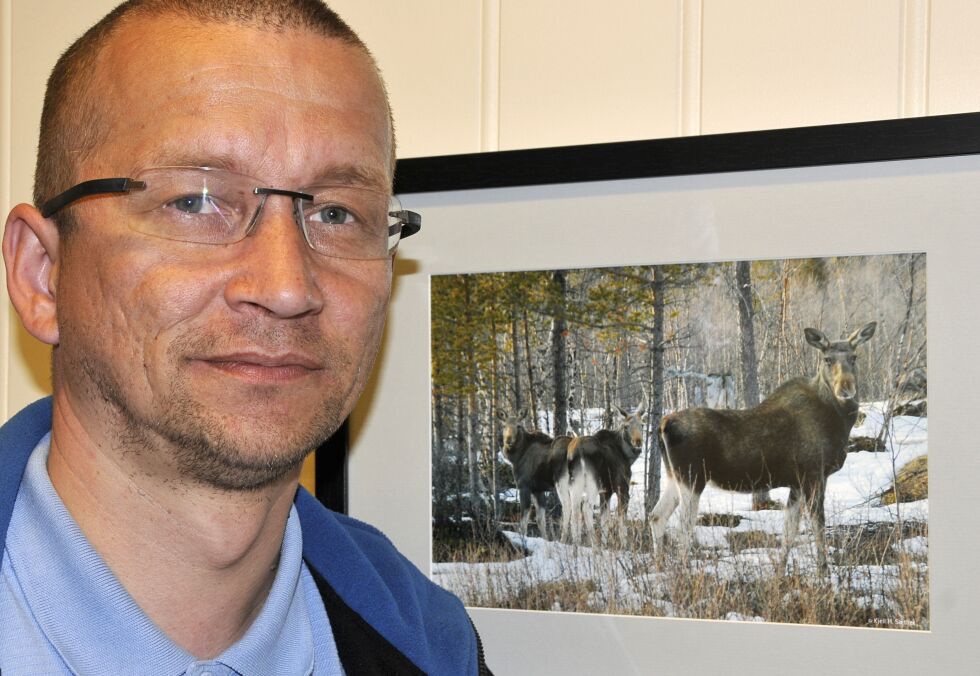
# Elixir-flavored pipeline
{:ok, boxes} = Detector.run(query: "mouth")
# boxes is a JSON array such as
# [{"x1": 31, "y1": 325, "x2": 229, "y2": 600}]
[{"x1": 195, "y1": 352, "x2": 323, "y2": 383}]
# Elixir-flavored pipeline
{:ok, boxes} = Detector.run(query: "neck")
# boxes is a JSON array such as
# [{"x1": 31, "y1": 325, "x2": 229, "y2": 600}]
[
  {"x1": 45, "y1": 389, "x2": 301, "y2": 659},
  {"x1": 811, "y1": 369, "x2": 859, "y2": 419},
  {"x1": 618, "y1": 429, "x2": 639, "y2": 459}
]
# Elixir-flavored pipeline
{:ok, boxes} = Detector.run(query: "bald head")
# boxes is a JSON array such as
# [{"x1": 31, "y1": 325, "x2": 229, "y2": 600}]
[{"x1": 34, "y1": 0, "x2": 394, "y2": 234}]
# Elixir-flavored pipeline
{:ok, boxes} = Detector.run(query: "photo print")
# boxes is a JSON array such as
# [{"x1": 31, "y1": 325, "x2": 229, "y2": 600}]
[{"x1": 430, "y1": 252, "x2": 928, "y2": 630}]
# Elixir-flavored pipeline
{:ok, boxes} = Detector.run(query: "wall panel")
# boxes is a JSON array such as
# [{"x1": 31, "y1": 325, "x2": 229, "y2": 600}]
[
  {"x1": 701, "y1": 0, "x2": 904, "y2": 134},
  {"x1": 497, "y1": 0, "x2": 681, "y2": 150},
  {"x1": 928, "y1": 0, "x2": 980, "y2": 115},
  {"x1": 329, "y1": 0, "x2": 484, "y2": 159},
  {"x1": 1, "y1": 0, "x2": 11, "y2": 418}
]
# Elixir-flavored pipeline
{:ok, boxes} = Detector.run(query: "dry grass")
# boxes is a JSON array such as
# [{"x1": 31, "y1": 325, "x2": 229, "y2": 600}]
[
  {"x1": 437, "y1": 518, "x2": 929, "y2": 630},
  {"x1": 879, "y1": 455, "x2": 929, "y2": 505},
  {"x1": 433, "y1": 524, "x2": 526, "y2": 564}
]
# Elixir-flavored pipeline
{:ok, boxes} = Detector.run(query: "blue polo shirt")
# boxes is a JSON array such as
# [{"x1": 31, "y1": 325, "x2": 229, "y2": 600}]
[{"x1": 0, "y1": 433, "x2": 344, "y2": 675}]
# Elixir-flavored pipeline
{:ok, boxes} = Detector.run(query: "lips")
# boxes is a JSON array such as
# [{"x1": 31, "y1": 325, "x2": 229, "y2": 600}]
[{"x1": 194, "y1": 352, "x2": 323, "y2": 383}]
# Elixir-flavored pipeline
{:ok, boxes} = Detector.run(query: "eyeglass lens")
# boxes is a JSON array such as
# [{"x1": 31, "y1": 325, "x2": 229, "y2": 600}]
[{"x1": 122, "y1": 167, "x2": 402, "y2": 259}]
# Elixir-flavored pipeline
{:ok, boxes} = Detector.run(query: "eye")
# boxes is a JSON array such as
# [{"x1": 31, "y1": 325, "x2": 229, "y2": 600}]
[
  {"x1": 848, "y1": 355, "x2": 857, "y2": 364},
  {"x1": 309, "y1": 204, "x2": 354, "y2": 225},
  {"x1": 166, "y1": 194, "x2": 220, "y2": 215},
  {"x1": 824, "y1": 357, "x2": 833, "y2": 365}
]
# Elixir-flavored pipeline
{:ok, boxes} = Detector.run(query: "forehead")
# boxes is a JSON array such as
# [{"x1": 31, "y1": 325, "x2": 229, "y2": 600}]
[
  {"x1": 88, "y1": 14, "x2": 392, "y2": 188},
  {"x1": 827, "y1": 341, "x2": 854, "y2": 355}
]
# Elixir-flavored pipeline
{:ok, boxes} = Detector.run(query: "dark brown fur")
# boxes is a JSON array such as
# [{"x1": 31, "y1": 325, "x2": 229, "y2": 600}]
[
  {"x1": 660, "y1": 377, "x2": 856, "y2": 493},
  {"x1": 651, "y1": 322, "x2": 876, "y2": 570},
  {"x1": 502, "y1": 420, "x2": 569, "y2": 539},
  {"x1": 562, "y1": 403, "x2": 646, "y2": 544}
]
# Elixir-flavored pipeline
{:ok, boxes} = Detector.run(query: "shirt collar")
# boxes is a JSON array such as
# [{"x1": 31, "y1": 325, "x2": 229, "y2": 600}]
[{"x1": 6, "y1": 433, "x2": 314, "y2": 675}]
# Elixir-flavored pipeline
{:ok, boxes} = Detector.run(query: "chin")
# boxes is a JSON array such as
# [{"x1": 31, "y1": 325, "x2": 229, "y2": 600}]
[{"x1": 158, "y1": 396, "x2": 345, "y2": 491}]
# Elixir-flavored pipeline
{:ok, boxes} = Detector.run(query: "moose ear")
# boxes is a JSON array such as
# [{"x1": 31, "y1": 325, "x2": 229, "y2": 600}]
[
  {"x1": 613, "y1": 405, "x2": 627, "y2": 418},
  {"x1": 634, "y1": 398, "x2": 647, "y2": 418},
  {"x1": 848, "y1": 321, "x2": 877, "y2": 347},
  {"x1": 804, "y1": 328, "x2": 830, "y2": 351}
]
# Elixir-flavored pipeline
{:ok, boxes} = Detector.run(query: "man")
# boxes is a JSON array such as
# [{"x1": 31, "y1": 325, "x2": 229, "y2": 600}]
[{"x1": 0, "y1": 1, "x2": 489, "y2": 673}]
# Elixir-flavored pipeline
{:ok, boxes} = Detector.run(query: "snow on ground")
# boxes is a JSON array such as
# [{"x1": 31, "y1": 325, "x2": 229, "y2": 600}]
[{"x1": 435, "y1": 402, "x2": 929, "y2": 626}]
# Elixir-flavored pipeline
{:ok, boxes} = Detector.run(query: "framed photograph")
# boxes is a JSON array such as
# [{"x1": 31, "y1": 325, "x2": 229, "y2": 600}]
[{"x1": 341, "y1": 113, "x2": 980, "y2": 674}]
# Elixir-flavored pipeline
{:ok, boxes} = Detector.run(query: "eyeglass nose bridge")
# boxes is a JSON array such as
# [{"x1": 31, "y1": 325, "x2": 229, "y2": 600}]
[{"x1": 246, "y1": 186, "x2": 316, "y2": 246}]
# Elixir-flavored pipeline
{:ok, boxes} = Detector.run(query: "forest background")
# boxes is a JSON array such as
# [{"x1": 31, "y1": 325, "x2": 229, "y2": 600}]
[{"x1": 430, "y1": 252, "x2": 926, "y2": 547}]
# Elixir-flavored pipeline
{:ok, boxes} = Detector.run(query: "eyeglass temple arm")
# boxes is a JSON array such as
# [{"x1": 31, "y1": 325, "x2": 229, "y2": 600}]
[
  {"x1": 390, "y1": 209, "x2": 421, "y2": 239},
  {"x1": 40, "y1": 178, "x2": 146, "y2": 218}
]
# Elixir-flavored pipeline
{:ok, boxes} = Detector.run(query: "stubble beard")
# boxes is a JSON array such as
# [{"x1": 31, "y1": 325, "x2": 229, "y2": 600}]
[{"x1": 63, "y1": 326, "x2": 361, "y2": 492}]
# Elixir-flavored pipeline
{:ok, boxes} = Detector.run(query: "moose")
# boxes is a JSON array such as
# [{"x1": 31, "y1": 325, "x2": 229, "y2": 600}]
[
  {"x1": 561, "y1": 401, "x2": 647, "y2": 545},
  {"x1": 500, "y1": 412, "x2": 570, "y2": 539},
  {"x1": 649, "y1": 322, "x2": 877, "y2": 571}
]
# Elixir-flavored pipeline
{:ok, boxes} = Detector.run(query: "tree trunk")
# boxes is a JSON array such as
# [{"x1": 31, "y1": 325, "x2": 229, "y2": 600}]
[
  {"x1": 463, "y1": 281, "x2": 482, "y2": 522},
  {"x1": 551, "y1": 269, "x2": 568, "y2": 437},
  {"x1": 490, "y1": 316, "x2": 500, "y2": 521},
  {"x1": 510, "y1": 308, "x2": 523, "y2": 415},
  {"x1": 522, "y1": 309, "x2": 539, "y2": 429},
  {"x1": 455, "y1": 393, "x2": 465, "y2": 525},
  {"x1": 617, "y1": 336, "x2": 631, "y2": 405},
  {"x1": 568, "y1": 329, "x2": 580, "y2": 434},
  {"x1": 778, "y1": 261, "x2": 790, "y2": 385},
  {"x1": 735, "y1": 260, "x2": 770, "y2": 508},
  {"x1": 432, "y1": 390, "x2": 448, "y2": 525},
  {"x1": 645, "y1": 266, "x2": 665, "y2": 513}
]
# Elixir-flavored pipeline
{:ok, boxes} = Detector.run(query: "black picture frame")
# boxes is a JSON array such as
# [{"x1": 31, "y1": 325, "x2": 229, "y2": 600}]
[
  {"x1": 394, "y1": 112, "x2": 980, "y2": 194},
  {"x1": 316, "y1": 112, "x2": 980, "y2": 516}
]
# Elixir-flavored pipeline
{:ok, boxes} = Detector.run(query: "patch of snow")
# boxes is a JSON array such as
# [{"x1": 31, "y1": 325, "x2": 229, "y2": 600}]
[
  {"x1": 437, "y1": 400, "x2": 928, "y2": 629},
  {"x1": 895, "y1": 536, "x2": 928, "y2": 558},
  {"x1": 725, "y1": 612, "x2": 766, "y2": 622}
]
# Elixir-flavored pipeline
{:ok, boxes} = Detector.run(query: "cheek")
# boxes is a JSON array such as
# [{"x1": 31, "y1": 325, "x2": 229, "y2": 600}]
[
  {"x1": 59, "y1": 244, "x2": 220, "y2": 378},
  {"x1": 320, "y1": 262, "x2": 391, "y2": 340}
]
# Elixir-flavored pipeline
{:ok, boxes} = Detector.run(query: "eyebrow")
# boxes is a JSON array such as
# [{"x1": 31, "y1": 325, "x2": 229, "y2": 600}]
[
  {"x1": 135, "y1": 151, "x2": 391, "y2": 193},
  {"x1": 308, "y1": 165, "x2": 391, "y2": 192}
]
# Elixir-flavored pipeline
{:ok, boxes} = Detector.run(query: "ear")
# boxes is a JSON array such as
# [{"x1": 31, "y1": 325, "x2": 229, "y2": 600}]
[
  {"x1": 613, "y1": 404, "x2": 627, "y2": 418},
  {"x1": 634, "y1": 398, "x2": 647, "y2": 418},
  {"x1": 3, "y1": 204, "x2": 60, "y2": 345},
  {"x1": 803, "y1": 327, "x2": 829, "y2": 351},
  {"x1": 848, "y1": 321, "x2": 877, "y2": 347}
]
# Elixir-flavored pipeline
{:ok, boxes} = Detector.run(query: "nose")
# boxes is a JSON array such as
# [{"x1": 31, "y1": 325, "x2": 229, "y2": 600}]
[
  {"x1": 223, "y1": 195, "x2": 324, "y2": 318},
  {"x1": 835, "y1": 371, "x2": 857, "y2": 400}
]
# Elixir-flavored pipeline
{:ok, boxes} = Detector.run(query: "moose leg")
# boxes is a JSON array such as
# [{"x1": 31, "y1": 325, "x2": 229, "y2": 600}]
[
  {"x1": 597, "y1": 492, "x2": 613, "y2": 546},
  {"x1": 675, "y1": 482, "x2": 701, "y2": 555},
  {"x1": 805, "y1": 484, "x2": 829, "y2": 572},
  {"x1": 615, "y1": 491, "x2": 630, "y2": 546},
  {"x1": 580, "y1": 472, "x2": 599, "y2": 546},
  {"x1": 556, "y1": 474, "x2": 572, "y2": 543},
  {"x1": 531, "y1": 493, "x2": 550, "y2": 540},
  {"x1": 649, "y1": 477, "x2": 680, "y2": 546},
  {"x1": 518, "y1": 488, "x2": 532, "y2": 536},
  {"x1": 780, "y1": 486, "x2": 803, "y2": 574},
  {"x1": 565, "y1": 470, "x2": 588, "y2": 545}
]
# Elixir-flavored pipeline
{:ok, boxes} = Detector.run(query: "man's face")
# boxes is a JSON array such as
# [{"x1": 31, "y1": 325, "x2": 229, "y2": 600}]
[{"x1": 53, "y1": 16, "x2": 394, "y2": 490}]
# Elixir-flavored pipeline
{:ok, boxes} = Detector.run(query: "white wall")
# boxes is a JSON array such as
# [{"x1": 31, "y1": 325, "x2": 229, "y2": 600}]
[
  {"x1": 330, "y1": 0, "x2": 980, "y2": 156},
  {"x1": 1, "y1": 0, "x2": 977, "y2": 459}
]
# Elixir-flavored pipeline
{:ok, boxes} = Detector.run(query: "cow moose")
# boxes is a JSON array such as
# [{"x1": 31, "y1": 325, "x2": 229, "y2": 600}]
[
  {"x1": 501, "y1": 412, "x2": 570, "y2": 539},
  {"x1": 561, "y1": 401, "x2": 647, "y2": 545},
  {"x1": 650, "y1": 322, "x2": 877, "y2": 571}
]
